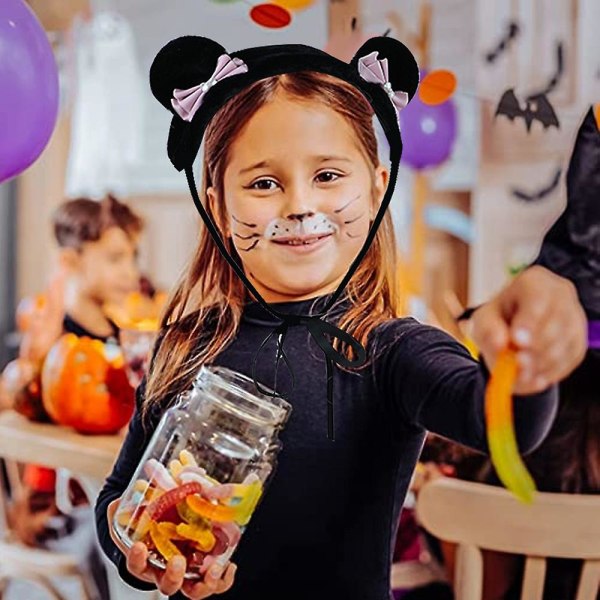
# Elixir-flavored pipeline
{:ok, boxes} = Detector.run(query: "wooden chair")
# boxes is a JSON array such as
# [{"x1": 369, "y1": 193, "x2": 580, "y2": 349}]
[
  {"x1": 0, "y1": 458, "x2": 100, "y2": 600},
  {"x1": 416, "y1": 477, "x2": 600, "y2": 600}
]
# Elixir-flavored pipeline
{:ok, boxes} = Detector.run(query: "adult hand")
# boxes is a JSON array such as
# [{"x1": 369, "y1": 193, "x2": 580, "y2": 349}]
[{"x1": 469, "y1": 266, "x2": 587, "y2": 395}]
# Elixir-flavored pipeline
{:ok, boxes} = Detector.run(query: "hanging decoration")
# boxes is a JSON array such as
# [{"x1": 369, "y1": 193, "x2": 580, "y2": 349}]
[
  {"x1": 418, "y1": 69, "x2": 457, "y2": 105},
  {"x1": 511, "y1": 168, "x2": 562, "y2": 202},
  {"x1": 494, "y1": 42, "x2": 564, "y2": 133},
  {"x1": 250, "y1": 3, "x2": 292, "y2": 28},
  {"x1": 495, "y1": 89, "x2": 559, "y2": 132},
  {"x1": 484, "y1": 21, "x2": 520, "y2": 64}
]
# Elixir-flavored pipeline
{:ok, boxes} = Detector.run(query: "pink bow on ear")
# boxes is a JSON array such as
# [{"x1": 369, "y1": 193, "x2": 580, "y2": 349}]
[
  {"x1": 357, "y1": 51, "x2": 408, "y2": 122},
  {"x1": 171, "y1": 53, "x2": 248, "y2": 122}
]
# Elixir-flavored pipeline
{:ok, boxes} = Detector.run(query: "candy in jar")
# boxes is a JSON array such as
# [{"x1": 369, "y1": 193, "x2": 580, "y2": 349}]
[{"x1": 113, "y1": 365, "x2": 291, "y2": 579}]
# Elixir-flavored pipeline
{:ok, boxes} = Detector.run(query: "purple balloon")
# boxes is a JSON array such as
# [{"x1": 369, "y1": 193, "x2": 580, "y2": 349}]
[
  {"x1": 399, "y1": 74, "x2": 458, "y2": 171},
  {"x1": 0, "y1": 0, "x2": 59, "y2": 183}
]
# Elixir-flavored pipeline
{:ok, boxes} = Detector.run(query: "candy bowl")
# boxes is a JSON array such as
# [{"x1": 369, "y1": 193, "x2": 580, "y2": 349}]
[{"x1": 113, "y1": 365, "x2": 291, "y2": 579}]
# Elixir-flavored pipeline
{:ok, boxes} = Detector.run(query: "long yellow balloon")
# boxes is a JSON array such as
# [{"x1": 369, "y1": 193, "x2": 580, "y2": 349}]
[{"x1": 485, "y1": 348, "x2": 536, "y2": 504}]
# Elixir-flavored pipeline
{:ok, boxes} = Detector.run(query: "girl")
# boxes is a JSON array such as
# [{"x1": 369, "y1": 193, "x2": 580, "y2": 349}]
[{"x1": 95, "y1": 36, "x2": 586, "y2": 600}]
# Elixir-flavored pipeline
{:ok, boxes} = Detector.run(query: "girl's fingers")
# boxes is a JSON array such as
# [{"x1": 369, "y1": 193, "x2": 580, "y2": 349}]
[
  {"x1": 106, "y1": 501, "x2": 148, "y2": 577},
  {"x1": 181, "y1": 562, "x2": 237, "y2": 599},
  {"x1": 126, "y1": 542, "x2": 152, "y2": 579},
  {"x1": 157, "y1": 555, "x2": 187, "y2": 596},
  {"x1": 205, "y1": 563, "x2": 225, "y2": 588},
  {"x1": 221, "y1": 562, "x2": 237, "y2": 589}
]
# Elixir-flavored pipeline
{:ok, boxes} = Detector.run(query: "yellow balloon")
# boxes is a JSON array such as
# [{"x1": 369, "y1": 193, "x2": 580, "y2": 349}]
[{"x1": 275, "y1": 0, "x2": 314, "y2": 9}]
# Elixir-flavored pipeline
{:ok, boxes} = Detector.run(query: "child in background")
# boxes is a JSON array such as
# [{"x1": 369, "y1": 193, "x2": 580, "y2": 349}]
[
  {"x1": 1, "y1": 194, "x2": 143, "y2": 548},
  {"x1": 53, "y1": 193, "x2": 143, "y2": 342},
  {"x1": 95, "y1": 37, "x2": 586, "y2": 600}
]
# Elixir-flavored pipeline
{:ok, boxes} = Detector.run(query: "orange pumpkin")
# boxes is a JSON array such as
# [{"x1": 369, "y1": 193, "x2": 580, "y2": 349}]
[{"x1": 41, "y1": 334, "x2": 135, "y2": 434}]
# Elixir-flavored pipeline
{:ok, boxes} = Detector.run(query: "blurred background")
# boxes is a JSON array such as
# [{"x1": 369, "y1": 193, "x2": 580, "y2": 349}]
[
  {"x1": 0, "y1": 1, "x2": 599, "y2": 599},
  {"x1": 5, "y1": 0, "x2": 599, "y2": 346}
]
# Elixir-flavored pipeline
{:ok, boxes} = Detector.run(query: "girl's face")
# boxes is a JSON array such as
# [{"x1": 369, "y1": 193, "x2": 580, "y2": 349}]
[{"x1": 207, "y1": 90, "x2": 389, "y2": 303}]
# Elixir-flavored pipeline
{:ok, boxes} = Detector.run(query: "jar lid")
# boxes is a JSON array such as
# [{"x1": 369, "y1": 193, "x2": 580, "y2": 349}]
[{"x1": 193, "y1": 365, "x2": 292, "y2": 428}]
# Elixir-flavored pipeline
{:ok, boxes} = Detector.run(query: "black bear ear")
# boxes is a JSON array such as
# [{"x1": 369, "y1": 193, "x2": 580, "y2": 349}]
[
  {"x1": 150, "y1": 36, "x2": 227, "y2": 113},
  {"x1": 350, "y1": 36, "x2": 420, "y2": 103}
]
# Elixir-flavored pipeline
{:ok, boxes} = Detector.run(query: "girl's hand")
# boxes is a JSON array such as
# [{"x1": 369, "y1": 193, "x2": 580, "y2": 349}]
[
  {"x1": 107, "y1": 499, "x2": 237, "y2": 598},
  {"x1": 469, "y1": 266, "x2": 587, "y2": 395}
]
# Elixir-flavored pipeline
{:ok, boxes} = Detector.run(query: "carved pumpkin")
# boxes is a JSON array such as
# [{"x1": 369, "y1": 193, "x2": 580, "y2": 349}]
[{"x1": 41, "y1": 334, "x2": 135, "y2": 434}]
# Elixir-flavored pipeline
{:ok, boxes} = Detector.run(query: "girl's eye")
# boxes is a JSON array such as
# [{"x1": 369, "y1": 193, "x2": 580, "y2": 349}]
[
  {"x1": 315, "y1": 171, "x2": 341, "y2": 183},
  {"x1": 248, "y1": 179, "x2": 279, "y2": 191}
]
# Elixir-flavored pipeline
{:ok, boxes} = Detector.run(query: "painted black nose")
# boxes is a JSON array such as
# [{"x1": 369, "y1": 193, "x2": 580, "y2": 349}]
[{"x1": 287, "y1": 212, "x2": 314, "y2": 221}]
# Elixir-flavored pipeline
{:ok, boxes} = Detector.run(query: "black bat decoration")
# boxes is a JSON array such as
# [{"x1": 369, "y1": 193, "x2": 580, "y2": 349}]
[
  {"x1": 495, "y1": 89, "x2": 560, "y2": 132},
  {"x1": 511, "y1": 168, "x2": 562, "y2": 202},
  {"x1": 527, "y1": 42, "x2": 564, "y2": 98},
  {"x1": 485, "y1": 21, "x2": 520, "y2": 63}
]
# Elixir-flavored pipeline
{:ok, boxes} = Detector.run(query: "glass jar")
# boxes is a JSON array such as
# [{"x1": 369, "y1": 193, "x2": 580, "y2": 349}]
[{"x1": 113, "y1": 365, "x2": 292, "y2": 579}]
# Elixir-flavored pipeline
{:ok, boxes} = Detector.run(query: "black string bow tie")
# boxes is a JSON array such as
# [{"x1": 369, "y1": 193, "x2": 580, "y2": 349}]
[{"x1": 251, "y1": 312, "x2": 367, "y2": 441}]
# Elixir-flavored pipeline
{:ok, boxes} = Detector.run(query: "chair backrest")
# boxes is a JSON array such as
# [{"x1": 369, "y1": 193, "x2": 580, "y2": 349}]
[{"x1": 416, "y1": 477, "x2": 600, "y2": 600}]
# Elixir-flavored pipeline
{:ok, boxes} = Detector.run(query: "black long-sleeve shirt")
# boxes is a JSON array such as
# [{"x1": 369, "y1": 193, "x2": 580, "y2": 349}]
[{"x1": 95, "y1": 293, "x2": 558, "y2": 600}]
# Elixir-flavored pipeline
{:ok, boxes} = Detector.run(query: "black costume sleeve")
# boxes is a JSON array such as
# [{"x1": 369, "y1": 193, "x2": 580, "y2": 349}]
[{"x1": 373, "y1": 318, "x2": 559, "y2": 454}]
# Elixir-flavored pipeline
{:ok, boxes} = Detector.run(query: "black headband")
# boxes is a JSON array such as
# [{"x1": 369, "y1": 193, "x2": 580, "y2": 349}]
[{"x1": 150, "y1": 35, "x2": 419, "y2": 440}]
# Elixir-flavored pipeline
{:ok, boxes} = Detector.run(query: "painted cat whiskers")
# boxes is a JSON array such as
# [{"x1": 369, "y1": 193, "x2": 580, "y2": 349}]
[{"x1": 231, "y1": 194, "x2": 367, "y2": 251}]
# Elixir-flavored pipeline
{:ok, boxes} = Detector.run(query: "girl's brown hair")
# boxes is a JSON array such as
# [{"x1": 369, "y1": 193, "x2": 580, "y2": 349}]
[{"x1": 144, "y1": 71, "x2": 403, "y2": 418}]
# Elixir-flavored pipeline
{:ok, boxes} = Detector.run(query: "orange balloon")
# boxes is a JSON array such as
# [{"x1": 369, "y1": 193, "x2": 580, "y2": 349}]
[
  {"x1": 275, "y1": 0, "x2": 314, "y2": 9},
  {"x1": 419, "y1": 70, "x2": 457, "y2": 105}
]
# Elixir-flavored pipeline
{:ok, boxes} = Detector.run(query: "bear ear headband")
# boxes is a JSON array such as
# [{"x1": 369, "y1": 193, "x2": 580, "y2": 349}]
[{"x1": 150, "y1": 35, "x2": 420, "y2": 441}]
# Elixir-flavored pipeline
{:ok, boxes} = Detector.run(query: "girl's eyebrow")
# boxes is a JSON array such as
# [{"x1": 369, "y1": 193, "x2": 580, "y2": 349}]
[
  {"x1": 239, "y1": 160, "x2": 270, "y2": 176},
  {"x1": 238, "y1": 155, "x2": 352, "y2": 176},
  {"x1": 313, "y1": 155, "x2": 353, "y2": 163}
]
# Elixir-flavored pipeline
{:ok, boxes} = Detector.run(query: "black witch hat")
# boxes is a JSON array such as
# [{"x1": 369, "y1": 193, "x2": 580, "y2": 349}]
[
  {"x1": 149, "y1": 35, "x2": 419, "y2": 440},
  {"x1": 533, "y1": 106, "x2": 600, "y2": 347}
]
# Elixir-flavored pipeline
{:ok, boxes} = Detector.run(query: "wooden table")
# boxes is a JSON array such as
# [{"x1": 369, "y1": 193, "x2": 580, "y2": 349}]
[
  {"x1": 0, "y1": 410, "x2": 124, "y2": 481},
  {"x1": 0, "y1": 410, "x2": 164, "y2": 600}
]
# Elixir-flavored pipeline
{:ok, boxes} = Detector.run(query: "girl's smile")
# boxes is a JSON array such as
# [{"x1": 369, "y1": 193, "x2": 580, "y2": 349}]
[{"x1": 271, "y1": 231, "x2": 334, "y2": 253}]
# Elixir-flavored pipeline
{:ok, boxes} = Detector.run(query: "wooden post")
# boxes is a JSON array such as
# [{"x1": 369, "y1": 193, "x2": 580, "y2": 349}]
[{"x1": 328, "y1": 0, "x2": 361, "y2": 38}]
